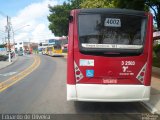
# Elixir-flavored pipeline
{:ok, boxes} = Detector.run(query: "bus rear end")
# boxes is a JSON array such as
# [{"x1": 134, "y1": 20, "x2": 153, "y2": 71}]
[
  {"x1": 67, "y1": 8, "x2": 153, "y2": 102},
  {"x1": 52, "y1": 44, "x2": 63, "y2": 56}
]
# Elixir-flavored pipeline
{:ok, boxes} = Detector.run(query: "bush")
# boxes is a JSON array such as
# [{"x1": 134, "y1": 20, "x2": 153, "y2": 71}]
[
  {"x1": 153, "y1": 44, "x2": 160, "y2": 53},
  {"x1": 153, "y1": 44, "x2": 160, "y2": 60},
  {"x1": 153, "y1": 56, "x2": 160, "y2": 68}
]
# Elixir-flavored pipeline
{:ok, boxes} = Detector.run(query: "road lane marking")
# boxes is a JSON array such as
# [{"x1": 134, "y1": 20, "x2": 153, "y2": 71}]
[
  {"x1": 0, "y1": 56, "x2": 37, "y2": 85},
  {"x1": 0, "y1": 55, "x2": 40, "y2": 91},
  {"x1": 0, "y1": 55, "x2": 41, "y2": 92},
  {"x1": 0, "y1": 72, "x2": 17, "y2": 76}
]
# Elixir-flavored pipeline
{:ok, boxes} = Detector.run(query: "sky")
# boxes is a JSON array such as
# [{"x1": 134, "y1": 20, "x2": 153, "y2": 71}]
[{"x1": 0, "y1": 0, "x2": 66, "y2": 44}]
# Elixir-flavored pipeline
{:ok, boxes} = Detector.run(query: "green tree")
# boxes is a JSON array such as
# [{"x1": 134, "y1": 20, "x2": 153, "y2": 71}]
[
  {"x1": 80, "y1": 0, "x2": 147, "y2": 10},
  {"x1": 48, "y1": 0, "x2": 83, "y2": 36},
  {"x1": 48, "y1": 2, "x2": 71, "y2": 36},
  {"x1": 145, "y1": 0, "x2": 160, "y2": 30},
  {"x1": 114, "y1": 0, "x2": 146, "y2": 11},
  {"x1": 80, "y1": 0, "x2": 115, "y2": 8},
  {"x1": 70, "y1": 0, "x2": 84, "y2": 9},
  {"x1": 0, "y1": 44, "x2": 5, "y2": 48}
]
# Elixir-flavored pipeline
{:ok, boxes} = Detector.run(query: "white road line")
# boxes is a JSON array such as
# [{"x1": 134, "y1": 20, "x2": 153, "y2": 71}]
[{"x1": 0, "y1": 72, "x2": 17, "y2": 77}]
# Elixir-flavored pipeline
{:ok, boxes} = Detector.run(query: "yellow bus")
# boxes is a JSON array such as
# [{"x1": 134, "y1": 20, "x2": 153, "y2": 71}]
[{"x1": 47, "y1": 44, "x2": 63, "y2": 57}]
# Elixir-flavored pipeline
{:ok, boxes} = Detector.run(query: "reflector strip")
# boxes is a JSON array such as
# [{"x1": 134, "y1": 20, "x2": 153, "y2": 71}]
[
  {"x1": 136, "y1": 63, "x2": 147, "y2": 84},
  {"x1": 74, "y1": 61, "x2": 84, "y2": 82}
]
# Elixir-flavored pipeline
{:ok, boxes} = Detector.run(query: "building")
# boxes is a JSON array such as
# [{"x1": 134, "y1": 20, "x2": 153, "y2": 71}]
[
  {"x1": 15, "y1": 42, "x2": 28, "y2": 52},
  {"x1": 14, "y1": 41, "x2": 38, "y2": 54}
]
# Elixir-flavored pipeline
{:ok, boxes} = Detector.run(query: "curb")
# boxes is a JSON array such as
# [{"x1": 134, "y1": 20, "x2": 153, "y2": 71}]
[
  {"x1": 62, "y1": 53, "x2": 67, "y2": 58},
  {"x1": 0, "y1": 56, "x2": 18, "y2": 70},
  {"x1": 141, "y1": 102, "x2": 159, "y2": 114}
]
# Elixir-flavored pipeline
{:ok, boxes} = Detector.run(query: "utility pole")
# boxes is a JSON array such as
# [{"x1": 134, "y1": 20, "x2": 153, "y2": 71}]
[
  {"x1": 7, "y1": 16, "x2": 11, "y2": 62},
  {"x1": 0, "y1": 11, "x2": 12, "y2": 62}
]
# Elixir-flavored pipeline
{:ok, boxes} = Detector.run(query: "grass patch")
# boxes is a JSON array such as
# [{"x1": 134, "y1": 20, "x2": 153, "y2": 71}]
[{"x1": 153, "y1": 56, "x2": 160, "y2": 68}]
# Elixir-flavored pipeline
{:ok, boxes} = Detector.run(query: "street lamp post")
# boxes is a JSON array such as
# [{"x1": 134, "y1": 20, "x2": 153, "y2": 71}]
[{"x1": 7, "y1": 16, "x2": 11, "y2": 62}]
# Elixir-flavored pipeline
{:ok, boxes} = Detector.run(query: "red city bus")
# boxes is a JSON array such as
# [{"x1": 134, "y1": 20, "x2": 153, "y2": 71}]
[{"x1": 67, "y1": 8, "x2": 153, "y2": 102}]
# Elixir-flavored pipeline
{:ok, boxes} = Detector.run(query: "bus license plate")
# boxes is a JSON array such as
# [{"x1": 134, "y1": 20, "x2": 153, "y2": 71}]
[{"x1": 103, "y1": 79, "x2": 117, "y2": 84}]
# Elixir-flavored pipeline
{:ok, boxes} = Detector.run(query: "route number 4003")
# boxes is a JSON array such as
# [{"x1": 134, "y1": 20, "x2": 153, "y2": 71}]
[{"x1": 121, "y1": 61, "x2": 135, "y2": 66}]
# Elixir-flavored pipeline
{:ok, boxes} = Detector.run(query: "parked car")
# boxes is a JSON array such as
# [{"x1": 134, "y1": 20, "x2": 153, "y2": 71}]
[
  {"x1": 0, "y1": 55, "x2": 8, "y2": 61},
  {"x1": 18, "y1": 51, "x2": 23, "y2": 56}
]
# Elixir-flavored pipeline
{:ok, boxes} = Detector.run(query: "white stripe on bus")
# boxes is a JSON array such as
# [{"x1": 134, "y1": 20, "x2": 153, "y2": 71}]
[{"x1": 82, "y1": 44, "x2": 143, "y2": 49}]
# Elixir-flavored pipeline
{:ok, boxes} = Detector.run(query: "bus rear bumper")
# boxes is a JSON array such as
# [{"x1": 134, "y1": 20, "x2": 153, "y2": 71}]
[
  {"x1": 67, "y1": 84, "x2": 150, "y2": 102},
  {"x1": 52, "y1": 53, "x2": 63, "y2": 57}
]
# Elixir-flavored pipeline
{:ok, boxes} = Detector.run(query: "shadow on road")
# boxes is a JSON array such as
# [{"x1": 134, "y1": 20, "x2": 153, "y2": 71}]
[
  {"x1": 63, "y1": 102, "x2": 149, "y2": 120},
  {"x1": 74, "y1": 101, "x2": 149, "y2": 113}
]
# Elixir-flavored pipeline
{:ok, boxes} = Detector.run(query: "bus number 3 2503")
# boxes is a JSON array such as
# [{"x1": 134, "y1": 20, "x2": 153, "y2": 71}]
[{"x1": 121, "y1": 61, "x2": 135, "y2": 66}]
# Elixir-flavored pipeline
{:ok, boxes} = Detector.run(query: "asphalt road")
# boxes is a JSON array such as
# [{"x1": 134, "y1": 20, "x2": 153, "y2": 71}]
[
  {"x1": 0, "y1": 55, "x2": 150, "y2": 119},
  {"x1": 0, "y1": 55, "x2": 34, "y2": 82}
]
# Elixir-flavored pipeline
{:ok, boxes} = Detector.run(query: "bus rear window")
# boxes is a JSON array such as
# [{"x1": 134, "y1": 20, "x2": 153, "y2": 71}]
[
  {"x1": 54, "y1": 45, "x2": 61, "y2": 50},
  {"x1": 78, "y1": 13, "x2": 147, "y2": 55}
]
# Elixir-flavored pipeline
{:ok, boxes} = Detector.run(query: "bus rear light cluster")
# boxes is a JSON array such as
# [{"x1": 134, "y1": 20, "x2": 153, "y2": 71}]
[
  {"x1": 136, "y1": 63, "x2": 147, "y2": 84},
  {"x1": 74, "y1": 61, "x2": 84, "y2": 83}
]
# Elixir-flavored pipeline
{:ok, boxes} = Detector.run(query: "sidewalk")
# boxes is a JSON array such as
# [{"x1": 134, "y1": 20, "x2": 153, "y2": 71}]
[
  {"x1": 0, "y1": 56, "x2": 18, "y2": 70},
  {"x1": 62, "y1": 53, "x2": 67, "y2": 58},
  {"x1": 143, "y1": 67, "x2": 160, "y2": 114}
]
